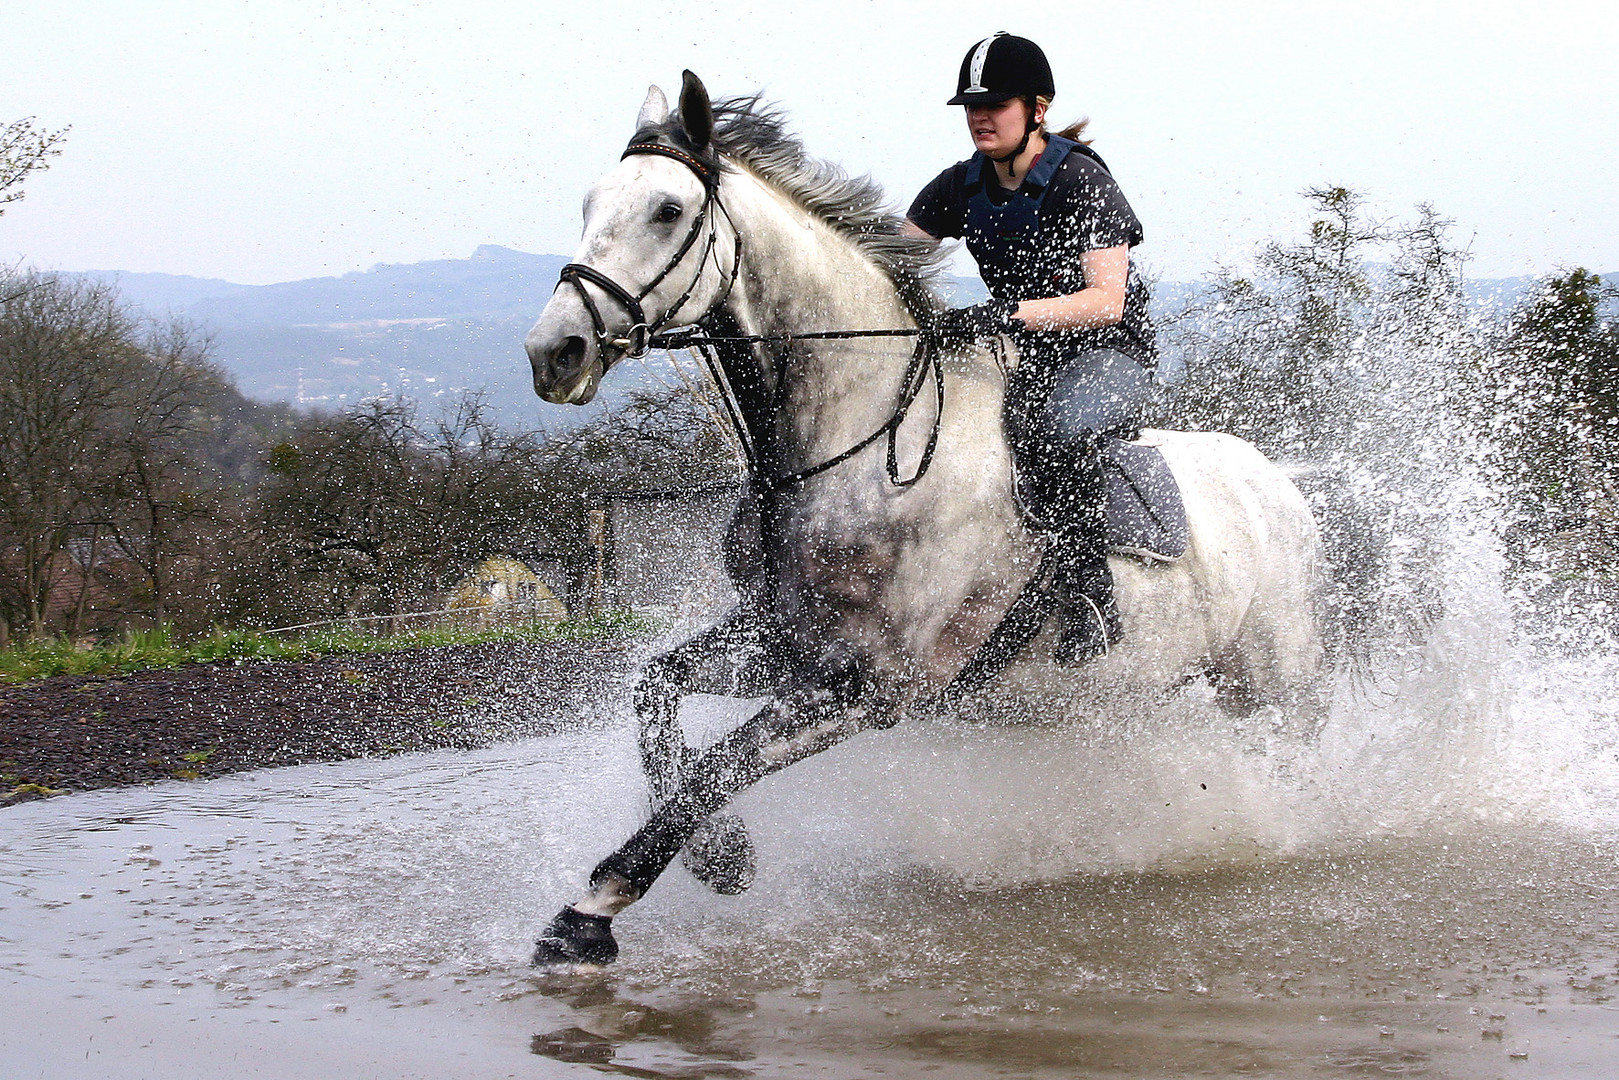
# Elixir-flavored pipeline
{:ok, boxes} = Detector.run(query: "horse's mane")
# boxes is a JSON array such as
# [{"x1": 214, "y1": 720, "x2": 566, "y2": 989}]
[{"x1": 639, "y1": 95, "x2": 947, "y2": 319}]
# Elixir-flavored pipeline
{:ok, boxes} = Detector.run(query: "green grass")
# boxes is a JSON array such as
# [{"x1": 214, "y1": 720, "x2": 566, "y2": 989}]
[{"x1": 0, "y1": 609, "x2": 658, "y2": 685}]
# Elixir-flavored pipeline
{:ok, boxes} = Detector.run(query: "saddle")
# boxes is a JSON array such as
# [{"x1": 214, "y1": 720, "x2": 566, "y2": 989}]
[{"x1": 1099, "y1": 435, "x2": 1189, "y2": 561}]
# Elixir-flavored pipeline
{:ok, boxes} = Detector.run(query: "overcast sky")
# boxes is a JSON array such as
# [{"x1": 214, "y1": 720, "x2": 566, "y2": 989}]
[{"x1": 3, "y1": 1, "x2": 1615, "y2": 286}]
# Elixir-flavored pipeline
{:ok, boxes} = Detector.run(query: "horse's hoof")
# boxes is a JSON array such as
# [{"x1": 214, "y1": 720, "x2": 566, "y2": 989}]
[
  {"x1": 531, "y1": 906, "x2": 618, "y2": 970},
  {"x1": 680, "y1": 811, "x2": 756, "y2": 895}
]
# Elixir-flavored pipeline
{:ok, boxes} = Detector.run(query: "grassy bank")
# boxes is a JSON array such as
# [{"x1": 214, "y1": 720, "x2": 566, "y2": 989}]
[{"x1": 0, "y1": 611, "x2": 654, "y2": 685}]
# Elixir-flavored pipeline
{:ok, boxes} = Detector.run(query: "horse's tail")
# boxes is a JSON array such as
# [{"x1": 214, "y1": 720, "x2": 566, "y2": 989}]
[{"x1": 1291, "y1": 462, "x2": 1444, "y2": 672}]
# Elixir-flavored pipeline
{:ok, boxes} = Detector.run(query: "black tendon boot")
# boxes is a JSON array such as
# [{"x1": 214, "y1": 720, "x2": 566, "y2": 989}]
[{"x1": 1052, "y1": 556, "x2": 1123, "y2": 665}]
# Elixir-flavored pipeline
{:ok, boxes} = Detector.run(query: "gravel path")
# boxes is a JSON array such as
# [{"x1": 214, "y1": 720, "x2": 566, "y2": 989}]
[{"x1": 0, "y1": 640, "x2": 635, "y2": 805}]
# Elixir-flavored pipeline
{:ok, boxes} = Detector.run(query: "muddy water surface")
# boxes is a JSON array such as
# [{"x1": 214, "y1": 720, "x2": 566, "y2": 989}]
[{"x1": 4, "y1": 641, "x2": 1619, "y2": 1080}]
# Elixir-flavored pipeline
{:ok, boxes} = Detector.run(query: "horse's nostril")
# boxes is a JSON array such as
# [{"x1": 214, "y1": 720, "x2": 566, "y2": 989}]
[{"x1": 551, "y1": 335, "x2": 587, "y2": 378}]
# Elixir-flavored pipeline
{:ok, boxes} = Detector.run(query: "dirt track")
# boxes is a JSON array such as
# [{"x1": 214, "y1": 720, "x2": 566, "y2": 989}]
[{"x1": 0, "y1": 640, "x2": 635, "y2": 805}]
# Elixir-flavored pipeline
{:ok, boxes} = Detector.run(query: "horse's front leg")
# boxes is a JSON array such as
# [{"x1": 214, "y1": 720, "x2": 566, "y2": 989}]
[
  {"x1": 533, "y1": 685, "x2": 892, "y2": 969},
  {"x1": 633, "y1": 608, "x2": 775, "y2": 895},
  {"x1": 634, "y1": 608, "x2": 772, "y2": 799}
]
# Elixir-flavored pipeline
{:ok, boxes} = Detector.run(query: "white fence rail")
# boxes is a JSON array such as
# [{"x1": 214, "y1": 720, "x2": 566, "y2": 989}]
[{"x1": 263, "y1": 599, "x2": 567, "y2": 637}]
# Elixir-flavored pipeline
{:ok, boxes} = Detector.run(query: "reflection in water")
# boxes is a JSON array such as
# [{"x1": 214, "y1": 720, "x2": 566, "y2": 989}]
[
  {"x1": 507, "y1": 821, "x2": 1619, "y2": 1076},
  {"x1": 531, "y1": 1026, "x2": 618, "y2": 1065},
  {"x1": 529, "y1": 979, "x2": 757, "y2": 1077}
]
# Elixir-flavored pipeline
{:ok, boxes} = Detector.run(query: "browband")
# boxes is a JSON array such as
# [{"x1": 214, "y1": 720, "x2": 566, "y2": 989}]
[{"x1": 622, "y1": 142, "x2": 719, "y2": 190}]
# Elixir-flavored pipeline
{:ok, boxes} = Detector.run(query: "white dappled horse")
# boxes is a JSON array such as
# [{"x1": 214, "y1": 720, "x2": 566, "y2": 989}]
[{"x1": 524, "y1": 72, "x2": 1322, "y2": 968}]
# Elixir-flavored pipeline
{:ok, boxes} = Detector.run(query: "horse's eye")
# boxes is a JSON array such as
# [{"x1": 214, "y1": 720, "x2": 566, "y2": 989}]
[{"x1": 655, "y1": 203, "x2": 682, "y2": 223}]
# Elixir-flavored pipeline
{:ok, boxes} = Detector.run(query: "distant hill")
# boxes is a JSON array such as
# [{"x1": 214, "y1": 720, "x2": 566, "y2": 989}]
[
  {"x1": 83, "y1": 249, "x2": 1614, "y2": 430},
  {"x1": 99, "y1": 271, "x2": 255, "y2": 312},
  {"x1": 91, "y1": 246, "x2": 589, "y2": 431}
]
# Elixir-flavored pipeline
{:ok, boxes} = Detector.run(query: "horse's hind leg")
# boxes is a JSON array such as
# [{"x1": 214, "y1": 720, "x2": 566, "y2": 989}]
[
  {"x1": 533, "y1": 688, "x2": 885, "y2": 968},
  {"x1": 633, "y1": 609, "x2": 773, "y2": 894},
  {"x1": 1216, "y1": 579, "x2": 1330, "y2": 740}
]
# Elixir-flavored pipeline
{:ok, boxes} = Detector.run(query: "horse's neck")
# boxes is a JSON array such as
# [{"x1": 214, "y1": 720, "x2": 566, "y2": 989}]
[
  {"x1": 719, "y1": 172, "x2": 921, "y2": 469},
  {"x1": 712, "y1": 168, "x2": 1036, "y2": 678}
]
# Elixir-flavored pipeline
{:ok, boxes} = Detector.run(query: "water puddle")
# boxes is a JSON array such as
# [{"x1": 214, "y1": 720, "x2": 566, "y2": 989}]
[{"x1": 5, "y1": 657, "x2": 1619, "y2": 1078}]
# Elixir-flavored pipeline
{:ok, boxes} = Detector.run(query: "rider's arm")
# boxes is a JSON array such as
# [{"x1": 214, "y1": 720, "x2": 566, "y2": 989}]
[
  {"x1": 902, "y1": 219, "x2": 936, "y2": 241},
  {"x1": 1012, "y1": 244, "x2": 1128, "y2": 330}
]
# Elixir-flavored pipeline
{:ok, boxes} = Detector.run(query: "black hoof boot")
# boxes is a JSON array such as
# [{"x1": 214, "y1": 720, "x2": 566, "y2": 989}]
[
  {"x1": 680, "y1": 811, "x2": 756, "y2": 895},
  {"x1": 531, "y1": 906, "x2": 618, "y2": 970}
]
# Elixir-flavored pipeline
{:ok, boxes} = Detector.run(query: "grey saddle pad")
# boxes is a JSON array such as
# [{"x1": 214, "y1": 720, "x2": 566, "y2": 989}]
[{"x1": 1101, "y1": 437, "x2": 1188, "y2": 561}]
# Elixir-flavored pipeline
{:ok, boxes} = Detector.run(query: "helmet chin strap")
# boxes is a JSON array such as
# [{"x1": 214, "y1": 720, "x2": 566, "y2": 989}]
[
  {"x1": 991, "y1": 130, "x2": 1032, "y2": 178},
  {"x1": 991, "y1": 109, "x2": 1041, "y2": 180}
]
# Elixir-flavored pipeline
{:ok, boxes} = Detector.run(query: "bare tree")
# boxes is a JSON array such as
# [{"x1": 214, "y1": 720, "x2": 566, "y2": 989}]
[
  {"x1": 544, "y1": 382, "x2": 741, "y2": 492},
  {"x1": 1, "y1": 117, "x2": 69, "y2": 218},
  {"x1": 0, "y1": 272, "x2": 141, "y2": 636},
  {"x1": 256, "y1": 394, "x2": 554, "y2": 623},
  {"x1": 100, "y1": 318, "x2": 228, "y2": 624},
  {"x1": 0, "y1": 272, "x2": 226, "y2": 638},
  {"x1": 643, "y1": 351, "x2": 748, "y2": 467}
]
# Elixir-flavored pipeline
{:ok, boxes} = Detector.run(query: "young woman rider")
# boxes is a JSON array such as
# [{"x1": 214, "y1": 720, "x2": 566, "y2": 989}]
[{"x1": 905, "y1": 32, "x2": 1157, "y2": 663}]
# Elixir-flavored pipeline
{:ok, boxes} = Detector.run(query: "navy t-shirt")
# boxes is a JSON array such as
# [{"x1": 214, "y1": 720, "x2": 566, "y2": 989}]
[{"x1": 908, "y1": 145, "x2": 1155, "y2": 366}]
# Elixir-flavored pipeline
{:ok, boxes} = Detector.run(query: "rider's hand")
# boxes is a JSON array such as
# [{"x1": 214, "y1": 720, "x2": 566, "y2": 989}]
[{"x1": 932, "y1": 299, "x2": 1021, "y2": 342}]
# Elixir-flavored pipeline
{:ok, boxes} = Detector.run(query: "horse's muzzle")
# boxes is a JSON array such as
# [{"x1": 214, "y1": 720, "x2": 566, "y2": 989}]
[{"x1": 526, "y1": 323, "x2": 603, "y2": 405}]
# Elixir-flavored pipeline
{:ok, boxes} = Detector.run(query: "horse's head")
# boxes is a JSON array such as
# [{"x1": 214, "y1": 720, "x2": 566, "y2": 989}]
[{"x1": 527, "y1": 72, "x2": 733, "y2": 405}]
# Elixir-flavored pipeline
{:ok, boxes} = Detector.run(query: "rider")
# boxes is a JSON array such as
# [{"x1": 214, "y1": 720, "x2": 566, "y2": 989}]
[{"x1": 906, "y1": 31, "x2": 1157, "y2": 663}]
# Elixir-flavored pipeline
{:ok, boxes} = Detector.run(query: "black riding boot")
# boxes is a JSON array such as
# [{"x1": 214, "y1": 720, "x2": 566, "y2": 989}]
[
  {"x1": 1004, "y1": 348, "x2": 1148, "y2": 665},
  {"x1": 1045, "y1": 452, "x2": 1122, "y2": 664},
  {"x1": 1052, "y1": 553, "x2": 1122, "y2": 664}
]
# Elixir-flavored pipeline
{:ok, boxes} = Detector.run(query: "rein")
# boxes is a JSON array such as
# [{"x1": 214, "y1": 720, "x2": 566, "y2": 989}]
[
  {"x1": 554, "y1": 140, "x2": 947, "y2": 496},
  {"x1": 657, "y1": 324, "x2": 943, "y2": 496}
]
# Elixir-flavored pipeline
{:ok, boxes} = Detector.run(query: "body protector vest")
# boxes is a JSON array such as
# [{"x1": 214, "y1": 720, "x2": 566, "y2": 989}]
[
  {"x1": 963, "y1": 135, "x2": 1097, "y2": 301},
  {"x1": 961, "y1": 135, "x2": 1155, "y2": 368}
]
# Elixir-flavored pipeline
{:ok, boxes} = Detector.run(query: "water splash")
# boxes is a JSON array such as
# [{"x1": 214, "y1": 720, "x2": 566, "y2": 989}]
[{"x1": 694, "y1": 449, "x2": 1619, "y2": 889}]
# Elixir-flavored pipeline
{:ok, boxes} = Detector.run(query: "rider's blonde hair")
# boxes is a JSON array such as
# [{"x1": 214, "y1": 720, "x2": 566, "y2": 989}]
[{"x1": 1034, "y1": 95, "x2": 1092, "y2": 145}]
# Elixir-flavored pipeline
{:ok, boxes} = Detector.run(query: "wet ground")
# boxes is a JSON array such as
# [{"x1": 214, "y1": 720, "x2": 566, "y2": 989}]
[
  {"x1": 4, "y1": 678, "x2": 1618, "y2": 1078},
  {"x1": 0, "y1": 640, "x2": 632, "y2": 800}
]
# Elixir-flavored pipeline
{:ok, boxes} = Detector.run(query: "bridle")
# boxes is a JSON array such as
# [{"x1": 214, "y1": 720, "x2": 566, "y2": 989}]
[
  {"x1": 555, "y1": 142, "x2": 739, "y2": 361},
  {"x1": 551, "y1": 137, "x2": 943, "y2": 495}
]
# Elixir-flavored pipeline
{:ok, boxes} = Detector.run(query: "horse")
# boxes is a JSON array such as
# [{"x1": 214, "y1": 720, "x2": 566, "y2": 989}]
[{"x1": 523, "y1": 72, "x2": 1323, "y2": 968}]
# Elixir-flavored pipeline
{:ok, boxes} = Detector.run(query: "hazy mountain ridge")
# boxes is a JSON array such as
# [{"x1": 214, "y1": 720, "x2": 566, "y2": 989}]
[
  {"x1": 81, "y1": 249, "x2": 1612, "y2": 430},
  {"x1": 101, "y1": 246, "x2": 569, "y2": 325},
  {"x1": 89, "y1": 247, "x2": 578, "y2": 428}
]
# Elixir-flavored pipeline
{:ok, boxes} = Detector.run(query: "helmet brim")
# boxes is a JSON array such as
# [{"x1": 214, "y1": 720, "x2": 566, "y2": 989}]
[{"x1": 947, "y1": 88, "x2": 1022, "y2": 106}]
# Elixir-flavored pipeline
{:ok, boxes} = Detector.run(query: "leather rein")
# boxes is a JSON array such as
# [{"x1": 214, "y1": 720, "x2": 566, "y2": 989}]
[{"x1": 553, "y1": 140, "x2": 943, "y2": 496}]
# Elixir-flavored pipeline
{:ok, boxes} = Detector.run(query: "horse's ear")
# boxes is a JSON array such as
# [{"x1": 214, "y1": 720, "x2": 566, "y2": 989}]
[
  {"x1": 636, "y1": 85, "x2": 669, "y2": 130},
  {"x1": 679, "y1": 69, "x2": 713, "y2": 152}
]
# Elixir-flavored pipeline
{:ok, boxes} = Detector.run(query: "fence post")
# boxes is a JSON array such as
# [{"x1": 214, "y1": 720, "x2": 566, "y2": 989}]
[{"x1": 586, "y1": 506, "x2": 609, "y2": 614}]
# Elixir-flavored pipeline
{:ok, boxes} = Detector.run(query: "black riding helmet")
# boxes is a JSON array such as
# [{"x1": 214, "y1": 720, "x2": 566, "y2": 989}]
[
  {"x1": 949, "y1": 33, "x2": 1054, "y2": 176},
  {"x1": 947, "y1": 32, "x2": 1055, "y2": 106}
]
